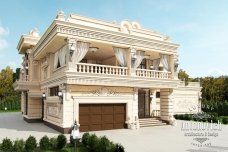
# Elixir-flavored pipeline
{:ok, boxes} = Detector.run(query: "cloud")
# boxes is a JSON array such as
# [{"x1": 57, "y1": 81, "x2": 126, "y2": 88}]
[
  {"x1": 0, "y1": 25, "x2": 9, "y2": 50},
  {"x1": 0, "y1": 26, "x2": 9, "y2": 35}
]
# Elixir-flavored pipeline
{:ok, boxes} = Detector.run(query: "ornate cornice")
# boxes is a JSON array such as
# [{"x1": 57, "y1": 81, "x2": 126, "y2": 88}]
[
  {"x1": 56, "y1": 24, "x2": 179, "y2": 52},
  {"x1": 33, "y1": 19, "x2": 179, "y2": 59}
]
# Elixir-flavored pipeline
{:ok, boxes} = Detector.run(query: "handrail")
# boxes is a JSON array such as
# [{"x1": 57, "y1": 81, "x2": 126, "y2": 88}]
[
  {"x1": 136, "y1": 68, "x2": 171, "y2": 79},
  {"x1": 76, "y1": 63, "x2": 128, "y2": 76}
]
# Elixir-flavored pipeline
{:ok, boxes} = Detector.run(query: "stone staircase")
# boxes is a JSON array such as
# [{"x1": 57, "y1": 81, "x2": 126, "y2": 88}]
[{"x1": 139, "y1": 118, "x2": 167, "y2": 128}]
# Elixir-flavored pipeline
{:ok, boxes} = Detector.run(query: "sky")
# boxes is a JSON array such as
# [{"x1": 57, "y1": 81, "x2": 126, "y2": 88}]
[{"x1": 0, "y1": 0, "x2": 227, "y2": 77}]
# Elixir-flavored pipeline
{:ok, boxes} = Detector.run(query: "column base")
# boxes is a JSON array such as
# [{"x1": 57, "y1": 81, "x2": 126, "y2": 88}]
[
  {"x1": 44, "y1": 121, "x2": 71, "y2": 134},
  {"x1": 23, "y1": 116, "x2": 43, "y2": 123}
]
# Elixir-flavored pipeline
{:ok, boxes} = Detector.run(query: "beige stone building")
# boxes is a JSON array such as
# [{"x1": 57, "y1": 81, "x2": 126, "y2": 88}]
[{"x1": 14, "y1": 11, "x2": 201, "y2": 133}]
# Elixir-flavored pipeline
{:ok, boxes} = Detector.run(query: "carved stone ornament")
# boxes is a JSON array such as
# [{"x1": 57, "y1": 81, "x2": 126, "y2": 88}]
[{"x1": 82, "y1": 87, "x2": 118, "y2": 96}]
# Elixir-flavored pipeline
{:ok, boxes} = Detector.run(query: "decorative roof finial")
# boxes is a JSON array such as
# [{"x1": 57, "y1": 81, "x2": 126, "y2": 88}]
[
  {"x1": 29, "y1": 28, "x2": 39, "y2": 37},
  {"x1": 56, "y1": 11, "x2": 65, "y2": 21}
]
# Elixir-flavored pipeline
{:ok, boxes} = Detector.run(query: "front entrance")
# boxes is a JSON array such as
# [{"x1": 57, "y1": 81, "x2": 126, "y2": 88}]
[{"x1": 138, "y1": 89, "x2": 150, "y2": 118}]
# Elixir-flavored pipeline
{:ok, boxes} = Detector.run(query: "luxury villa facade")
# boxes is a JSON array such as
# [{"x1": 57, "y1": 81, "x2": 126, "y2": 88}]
[{"x1": 14, "y1": 11, "x2": 201, "y2": 133}]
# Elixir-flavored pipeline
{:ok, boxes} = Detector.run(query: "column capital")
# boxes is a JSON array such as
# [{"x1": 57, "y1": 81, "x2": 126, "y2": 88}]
[{"x1": 65, "y1": 37, "x2": 78, "y2": 44}]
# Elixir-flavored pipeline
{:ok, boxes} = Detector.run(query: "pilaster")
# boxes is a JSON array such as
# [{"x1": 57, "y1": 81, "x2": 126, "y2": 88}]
[
  {"x1": 160, "y1": 88, "x2": 174, "y2": 122},
  {"x1": 150, "y1": 89, "x2": 156, "y2": 117}
]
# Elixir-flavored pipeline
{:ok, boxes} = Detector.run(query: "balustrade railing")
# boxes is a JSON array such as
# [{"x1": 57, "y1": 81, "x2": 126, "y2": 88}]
[
  {"x1": 76, "y1": 63, "x2": 128, "y2": 76},
  {"x1": 136, "y1": 69, "x2": 171, "y2": 79},
  {"x1": 19, "y1": 75, "x2": 29, "y2": 82}
]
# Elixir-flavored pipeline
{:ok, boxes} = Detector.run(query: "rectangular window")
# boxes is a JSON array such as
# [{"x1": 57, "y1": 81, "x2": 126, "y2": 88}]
[
  {"x1": 50, "y1": 86, "x2": 59, "y2": 96},
  {"x1": 156, "y1": 92, "x2": 160, "y2": 98}
]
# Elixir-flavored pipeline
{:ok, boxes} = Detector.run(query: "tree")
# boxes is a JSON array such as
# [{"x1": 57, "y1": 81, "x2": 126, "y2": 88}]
[
  {"x1": 13, "y1": 68, "x2": 20, "y2": 82},
  {"x1": 224, "y1": 77, "x2": 228, "y2": 101},
  {"x1": 178, "y1": 69, "x2": 189, "y2": 85},
  {"x1": 0, "y1": 66, "x2": 15, "y2": 99}
]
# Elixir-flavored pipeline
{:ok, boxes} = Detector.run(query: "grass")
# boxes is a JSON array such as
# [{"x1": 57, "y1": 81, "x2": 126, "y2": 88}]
[{"x1": 0, "y1": 109, "x2": 20, "y2": 113}]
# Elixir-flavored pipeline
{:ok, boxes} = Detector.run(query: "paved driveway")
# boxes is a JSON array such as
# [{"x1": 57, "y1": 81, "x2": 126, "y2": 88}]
[
  {"x1": 0, "y1": 112, "x2": 228, "y2": 152},
  {"x1": 0, "y1": 112, "x2": 59, "y2": 141}
]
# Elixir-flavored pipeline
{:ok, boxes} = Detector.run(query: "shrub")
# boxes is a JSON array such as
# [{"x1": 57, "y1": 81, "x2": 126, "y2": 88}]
[
  {"x1": 223, "y1": 117, "x2": 228, "y2": 124},
  {"x1": 211, "y1": 116, "x2": 219, "y2": 123},
  {"x1": 0, "y1": 138, "x2": 13, "y2": 152},
  {"x1": 25, "y1": 136, "x2": 37, "y2": 152},
  {"x1": 174, "y1": 115, "x2": 179, "y2": 119},
  {"x1": 87, "y1": 134, "x2": 99, "y2": 152},
  {"x1": 57, "y1": 134, "x2": 67, "y2": 150},
  {"x1": 49, "y1": 137, "x2": 57, "y2": 150},
  {"x1": 97, "y1": 136, "x2": 110, "y2": 152},
  {"x1": 13, "y1": 139, "x2": 24, "y2": 152},
  {"x1": 182, "y1": 114, "x2": 188, "y2": 120},
  {"x1": 70, "y1": 135, "x2": 81, "y2": 147},
  {"x1": 39, "y1": 135, "x2": 50, "y2": 150},
  {"x1": 179, "y1": 114, "x2": 184, "y2": 120},
  {"x1": 115, "y1": 143, "x2": 125, "y2": 152},
  {"x1": 82, "y1": 132, "x2": 90, "y2": 146}
]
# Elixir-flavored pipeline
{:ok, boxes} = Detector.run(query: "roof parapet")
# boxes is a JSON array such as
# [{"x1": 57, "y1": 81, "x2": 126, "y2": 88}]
[{"x1": 17, "y1": 28, "x2": 40, "y2": 54}]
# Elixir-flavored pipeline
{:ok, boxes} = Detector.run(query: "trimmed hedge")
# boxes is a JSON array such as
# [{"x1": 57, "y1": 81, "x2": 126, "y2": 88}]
[
  {"x1": 0, "y1": 95, "x2": 21, "y2": 111},
  {"x1": 81, "y1": 133, "x2": 125, "y2": 152},
  {"x1": 39, "y1": 135, "x2": 50, "y2": 150},
  {"x1": 13, "y1": 139, "x2": 24, "y2": 152},
  {"x1": 57, "y1": 134, "x2": 67, "y2": 150},
  {"x1": 25, "y1": 136, "x2": 37, "y2": 152},
  {"x1": 0, "y1": 133, "x2": 125, "y2": 152},
  {"x1": 175, "y1": 113, "x2": 228, "y2": 124},
  {"x1": 0, "y1": 138, "x2": 13, "y2": 152}
]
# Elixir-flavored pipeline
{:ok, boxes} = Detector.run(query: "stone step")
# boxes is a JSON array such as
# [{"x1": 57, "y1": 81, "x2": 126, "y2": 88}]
[
  {"x1": 139, "y1": 119, "x2": 160, "y2": 122},
  {"x1": 138, "y1": 118, "x2": 167, "y2": 128},
  {"x1": 140, "y1": 123, "x2": 167, "y2": 127},
  {"x1": 138, "y1": 118, "x2": 158, "y2": 121}
]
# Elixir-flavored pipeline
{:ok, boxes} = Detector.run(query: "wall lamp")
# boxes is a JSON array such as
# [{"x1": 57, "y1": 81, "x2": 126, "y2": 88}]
[
  {"x1": 58, "y1": 91, "x2": 63, "y2": 103},
  {"x1": 42, "y1": 93, "x2": 46, "y2": 100}
]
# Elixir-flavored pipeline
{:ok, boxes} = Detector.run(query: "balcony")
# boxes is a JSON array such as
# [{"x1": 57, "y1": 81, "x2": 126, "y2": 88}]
[
  {"x1": 13, "y1": 75, "x2": 40, "y2": 91},
  {"x1": 65, "y1": 63, "x2": 179, "y2": 89},
  {"x1": 18, "y1": 75, "x2": 30, "y2": 82},
  {"x1": 76, "y1": 63, "x2": 128, "y2": 76},
  {"x1": 75, "y1": 63, "x2": 171, "y2": 79}
]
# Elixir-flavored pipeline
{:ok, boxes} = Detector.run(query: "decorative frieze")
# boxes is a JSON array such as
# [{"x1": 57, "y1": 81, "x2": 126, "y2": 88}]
[
  {"x1": 81, "y1": 87, "x2": 118, "y2": 97},
  {"x1": 56, "y1": 25, "x2": 178, "y2": 53}
]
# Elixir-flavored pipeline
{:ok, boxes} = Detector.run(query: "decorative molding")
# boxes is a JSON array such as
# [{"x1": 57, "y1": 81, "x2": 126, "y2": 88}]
[
  {"x1": 82, "y1": 87, "x2": 118, "y2": 96},
  {"x1": 56, "y1": 25, "x2": 178, "y2": 53},
  {"x1": 47, "y1": 104, "x2": 62, "y2": 118}
]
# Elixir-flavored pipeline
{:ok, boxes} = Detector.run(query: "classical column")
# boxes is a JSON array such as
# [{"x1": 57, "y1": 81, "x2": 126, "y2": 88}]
[
  {"x1": 129, "y1": 47, "x2": 137, "y2": 76},
  {"x1": 66, "y1": 38, "x2": 77, "y2": 71},
  {"x1": 126, "y1": 48, "x2": 132, "y2": 76},
  {"x1": 160, "y1": 88, "x2": 174, "y2": 122}
]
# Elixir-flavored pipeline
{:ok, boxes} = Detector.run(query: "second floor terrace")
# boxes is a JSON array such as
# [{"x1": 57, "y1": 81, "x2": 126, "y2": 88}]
[{"x1": 14, "y1": 11, "x2": 180, "y2": 90}]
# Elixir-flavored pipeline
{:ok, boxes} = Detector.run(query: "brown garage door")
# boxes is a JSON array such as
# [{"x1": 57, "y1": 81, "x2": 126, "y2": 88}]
[{"x1": 79, "y1": 104, "x2": 126, "y2": 132}]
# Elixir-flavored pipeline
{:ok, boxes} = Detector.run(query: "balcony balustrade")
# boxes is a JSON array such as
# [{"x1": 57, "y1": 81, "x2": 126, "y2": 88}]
[
  {"x1": 76, "y1": 63, "x2": 128, "y2": 76},
  {"x1": 136, "y1": 69, "x2": 171, "y2": 79},
  {"x1": 75, "y1": 63, "x2": 172, "y2": 79},
  {"x1": 18, "y1": 75, "x2": 29, "y2": 82}
]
